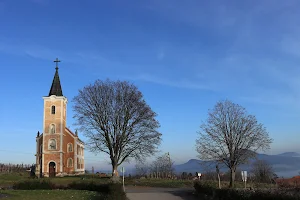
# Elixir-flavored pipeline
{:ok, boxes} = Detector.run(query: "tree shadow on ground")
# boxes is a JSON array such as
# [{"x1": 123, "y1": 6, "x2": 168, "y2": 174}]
[
  {"x1": 0, "y1": 193, "x2": 10, "y2": 199},
  {"x1": 167, "y1": 189, "x2": 199, "y2": 200}
]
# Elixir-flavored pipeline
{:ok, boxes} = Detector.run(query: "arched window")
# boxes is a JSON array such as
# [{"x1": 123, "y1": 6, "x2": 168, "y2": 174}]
[
  {"x1": 67, "y1": 143, "x2": 73, "y2": 152},
  {"x1": 51, "y1": 106, "x2": 55, "y2": 114},
  {"x1": 67, "y1": 158, "x2": 73, "y2": 167},
  {"x1": 49, "y1": 124, "x2": 55, "y2": 134},
  {"x1": 48, "y1": 139, "x2": 56, "y2": 150}
]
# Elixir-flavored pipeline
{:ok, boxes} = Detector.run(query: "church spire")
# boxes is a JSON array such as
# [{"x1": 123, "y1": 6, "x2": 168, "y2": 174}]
[{"x1": 48, "y1": 58, "x2": 63, "y2": 96}]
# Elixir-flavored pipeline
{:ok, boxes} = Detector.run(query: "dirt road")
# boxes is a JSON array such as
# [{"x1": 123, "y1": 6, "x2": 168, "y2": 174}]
[{"x1": 126, "y1": 186, "x2": 198, "y2": 200}]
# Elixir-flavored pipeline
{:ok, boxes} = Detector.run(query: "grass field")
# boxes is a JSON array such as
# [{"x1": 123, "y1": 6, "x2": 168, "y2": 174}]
[
  {"x1": 0, "y1": 172, "x2": 194, "y2": 188},
  {"x1": 0, "y1": 173, "x2": 28, "y2": 187},
  {"x1": 0, "y1": 172, "x2": 276, "y2": 190},
  {"x1": 0, "y1": 190, "x2": 106, "y2": 200}
]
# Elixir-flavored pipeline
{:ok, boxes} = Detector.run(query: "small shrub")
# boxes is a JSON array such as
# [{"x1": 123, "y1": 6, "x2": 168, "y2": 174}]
[
  {"x1": 194, "y1": 181, "x2": 216, "y2": 197},
  {"x1": 194, "y1": 181, "x2": 300, "y2": 200},
  {"x1": 215, "y1": 189, "x2": 253, "y2": 200},
  {"x1": 12, "y1": 179, "x2": 127, "y2": 200},
  {"x1": 68, "y1": 181, "x2": 126, "y2": 199}
]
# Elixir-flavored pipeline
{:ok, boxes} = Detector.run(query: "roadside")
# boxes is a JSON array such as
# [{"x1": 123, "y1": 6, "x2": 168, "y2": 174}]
[{"x1": 126, "y1": 186, "x2": 198, "y2": 200}]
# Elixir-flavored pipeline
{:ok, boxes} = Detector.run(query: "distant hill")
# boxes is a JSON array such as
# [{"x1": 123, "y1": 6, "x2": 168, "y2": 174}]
[
  {"x1": 277, "y1": 152, "x2": 300, "y2": 157},
  {"x1": 174, "y1": 152, "x2": 300, "y2": 178}
]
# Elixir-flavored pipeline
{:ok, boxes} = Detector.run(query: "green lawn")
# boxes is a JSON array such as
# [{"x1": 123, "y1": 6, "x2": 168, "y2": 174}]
[
  {"x1": 0, "y1": 173, "x2": 28, "y2": 187},
  {"x1": 125, "y1": 178, "x2": 194, "y2": 188},
  {"x1": 0, "y1": 173, "x2": 109, "y2": 187},
  {"x1": 0, "y1": 190, "x2": 106, "y2": 200}
]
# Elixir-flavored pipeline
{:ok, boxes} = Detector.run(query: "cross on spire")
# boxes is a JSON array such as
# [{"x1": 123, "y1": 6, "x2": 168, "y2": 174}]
[
  {"x1": 54, "y1": 58, "x2": 61, "y2": 70},
  {"x1": 49, "y1": 58, "x2": 63, "y2": 96}
]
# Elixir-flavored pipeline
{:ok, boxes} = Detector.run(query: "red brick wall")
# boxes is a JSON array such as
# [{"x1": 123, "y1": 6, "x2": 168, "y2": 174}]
[{"x1": 63, "y1": 130, "x2": 75, "y2": 174}]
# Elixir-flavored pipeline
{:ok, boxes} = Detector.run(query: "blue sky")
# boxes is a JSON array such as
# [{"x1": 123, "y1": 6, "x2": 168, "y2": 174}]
[{"x1": 1, "y1": 0, "x2": 300, "y2": 172}]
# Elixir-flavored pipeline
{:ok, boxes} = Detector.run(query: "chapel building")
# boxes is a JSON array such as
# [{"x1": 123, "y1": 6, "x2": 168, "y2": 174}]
[{"x1": 35, "y1": 59, "x2": 85, "y2": 177}]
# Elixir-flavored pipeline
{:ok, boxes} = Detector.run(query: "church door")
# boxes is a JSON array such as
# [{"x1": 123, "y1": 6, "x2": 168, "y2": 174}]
[{"x1": 49, "y1": 162, "x2": 56, "y2": 177}]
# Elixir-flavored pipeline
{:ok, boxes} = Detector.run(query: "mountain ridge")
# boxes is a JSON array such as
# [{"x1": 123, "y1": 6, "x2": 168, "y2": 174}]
[{"x1": 174, "y1": 152, "x2": 300, "y2": 178}]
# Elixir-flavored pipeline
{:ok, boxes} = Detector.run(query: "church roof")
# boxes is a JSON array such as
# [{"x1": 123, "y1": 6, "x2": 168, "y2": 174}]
[
  {"x1": 48, "y1": 63, "x2": 63, "y2": 96},
  {"x1": 65, "y1": 127, "x2": 85, "y2": 144}
]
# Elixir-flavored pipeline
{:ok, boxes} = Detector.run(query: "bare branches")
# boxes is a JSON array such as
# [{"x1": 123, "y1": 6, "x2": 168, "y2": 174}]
[
  {"x1": 251, "y1": 160, "x2": 276, "y2": 183},
  {"x1": 196, "y1": 100, "x2": 273, "y2": 187},
  {"x1": 149, "y1": 153, "x2": 175, "y2": 178},
  {"x1": 72, "y1": 79, "x2": 162, "y2": 177}
]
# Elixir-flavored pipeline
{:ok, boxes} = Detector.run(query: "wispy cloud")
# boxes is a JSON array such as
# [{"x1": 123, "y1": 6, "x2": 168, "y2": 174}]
[
  {"x1": 2, "y1": 38, "x2": 299, "y2": 110},
  {"x1": 0, "y1": 39, "x2": 108, "y2": 69},
  {"x1": 0, "y1": 38, "x2": 63, "y2": 61},
  {"x1": 30, "y1": 0, "x2": 49, "y2": 6},
  {"x1": 126, "y1": 74, "x2": 213, "y2": 90},
  {"x1": 2, "y1": 0, "x2": 300, "y2": 111},
  {"x1": 0, "y1": 1, "x2": 5, "y2": 11},
  {"x1": 157, "y1": 48, "x2": 165, "y2": 60},
  {"x1": 281, "y1": 34, "x2": 300, "y2": 58}
]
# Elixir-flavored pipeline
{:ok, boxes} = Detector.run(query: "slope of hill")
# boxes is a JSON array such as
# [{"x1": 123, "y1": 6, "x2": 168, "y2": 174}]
[
  {"x1": 277, "y1": 152, "x2": 300, "y2": 157},
  {"x1": 174, "y1": 152, "x2": 300, "y2": 178}
]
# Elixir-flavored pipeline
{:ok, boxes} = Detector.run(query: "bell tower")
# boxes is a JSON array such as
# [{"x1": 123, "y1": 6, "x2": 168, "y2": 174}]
[{"x1": 41, "y1": 58, "x2": 68, "y2": 177}]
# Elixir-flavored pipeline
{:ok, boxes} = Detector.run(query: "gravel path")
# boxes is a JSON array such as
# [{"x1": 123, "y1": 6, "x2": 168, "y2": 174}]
[{"x1": 126, "y1": 186, "x2": 198, "y2": 200}]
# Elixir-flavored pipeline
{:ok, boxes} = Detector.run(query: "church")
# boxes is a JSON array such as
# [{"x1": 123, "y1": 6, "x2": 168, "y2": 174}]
[{"x1": 35, "y1": 59, "x2": 85, "y2": 177}]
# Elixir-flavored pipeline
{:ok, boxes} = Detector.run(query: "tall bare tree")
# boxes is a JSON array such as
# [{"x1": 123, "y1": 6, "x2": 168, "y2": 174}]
[
  {"x1": 196, "y1": 100, "x2": 272, "y2": 188},
  {"x1": 72, "y1": 79, "x2": 162, "y2": 181}
]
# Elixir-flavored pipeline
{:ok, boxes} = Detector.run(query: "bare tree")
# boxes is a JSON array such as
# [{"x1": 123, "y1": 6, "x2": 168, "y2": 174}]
[
  {"x1": 149, "y1": 153, "x2": 174, "y2": 178},
  {"x1": 251, "y1": 159, "x2": 276, "y2": 183},
  {"x1": 135, "y1": 161, "x2": 149, "y2": 177},
  {"x1": 72, "y1": 79, "x2": 162, "y2": 181},
  {"x1": 196, "y1": 100, "x2": 272, "y2": 188}
]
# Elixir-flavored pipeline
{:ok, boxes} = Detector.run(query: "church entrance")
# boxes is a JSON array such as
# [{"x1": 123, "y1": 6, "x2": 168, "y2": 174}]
[{"x1": 49, "y1": 162, "x2": 56, "y2": 177}]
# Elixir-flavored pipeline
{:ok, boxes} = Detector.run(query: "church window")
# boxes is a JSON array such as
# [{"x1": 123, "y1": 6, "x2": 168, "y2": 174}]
[
  {"x1": 68, "y1": 143, "x2": 73, "y2": 152},
  {"x1": 67, "y1": 158, "x2": 73, "y2": 167},
  {"x1": 48, "y1": 139, "x2": 56, "y2": 150},
  {"x1": 51, "y1": 106, "x2": 55, "y2": 114},
  {"x1": 49, "y1": 124, "x2": 55, "y2": 134}
]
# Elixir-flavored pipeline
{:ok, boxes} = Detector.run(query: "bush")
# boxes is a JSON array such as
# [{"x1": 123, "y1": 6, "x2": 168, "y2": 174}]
[
  {"x1": 12, "y1": 179, "x2": 56, "y2": 190},
  {"x1": 194, "y1": 181, "x2": 218, "y2": 196},
  {"x1": 68, "y1": 181, "x2": 126, "y2": 199},
  {"x1": 194, "y1": 181, "x2": 300, "y2": 200},
  {"x1": 12, "y1": 179, "x2": 127, "y2": 200}
]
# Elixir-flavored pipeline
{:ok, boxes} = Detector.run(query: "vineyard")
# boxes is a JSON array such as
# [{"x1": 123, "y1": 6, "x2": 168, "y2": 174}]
[{"x1": 0, "y1": 163, "x2": 34, "y2": 173}]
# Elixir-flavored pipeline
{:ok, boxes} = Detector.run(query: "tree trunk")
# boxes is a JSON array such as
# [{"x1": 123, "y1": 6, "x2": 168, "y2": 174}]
[
  {"x1": 229, "y1": 168, "x2": 236, "y2": 188},
  {"x1": 111, "y1": 162, "x2": 120, "y2": 183},
  {"x1": 217, "y1": 173, "x2": 221, "y2": 189}
]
